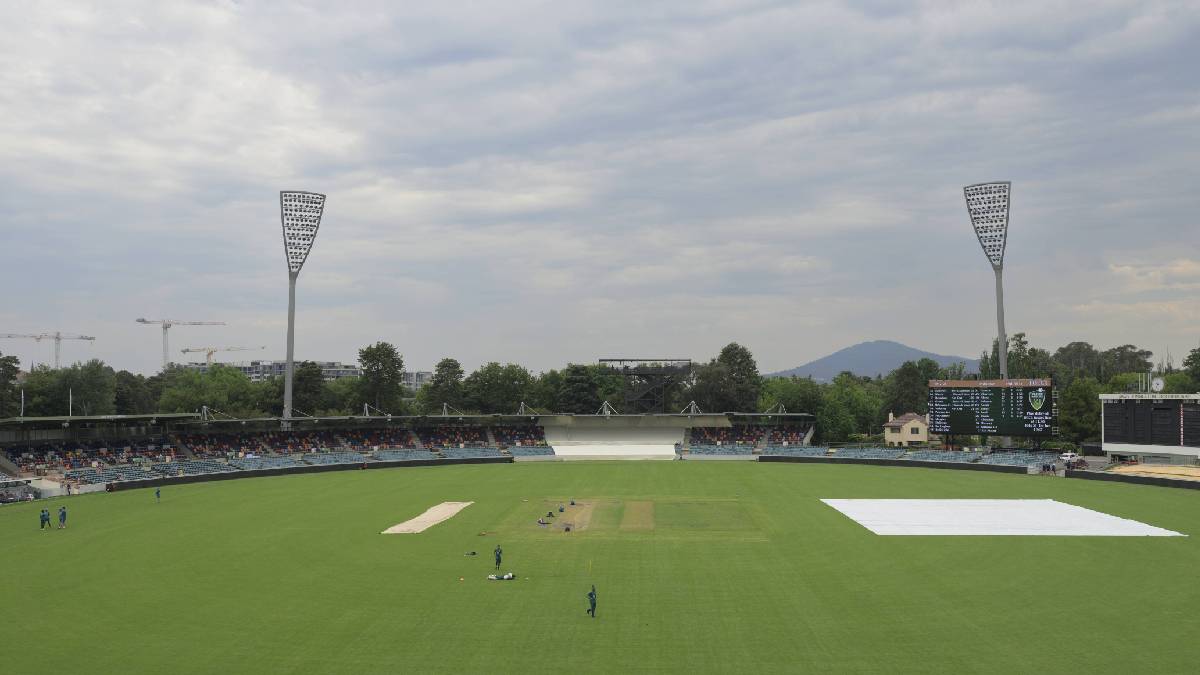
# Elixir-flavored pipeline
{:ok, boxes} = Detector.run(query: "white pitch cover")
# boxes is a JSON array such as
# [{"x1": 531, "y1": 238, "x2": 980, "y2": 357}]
[{"x1": 821, "y1": 499, "x2": 1184, "y2": 537}]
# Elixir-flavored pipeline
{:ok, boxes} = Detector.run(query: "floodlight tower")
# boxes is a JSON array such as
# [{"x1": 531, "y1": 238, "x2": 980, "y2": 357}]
[
  {"x1": 279, "y1": 191, "x2": 327, "y2": 429},
  {"x1": 963, "y1": 181, "x2": 1011, "y2": 380}
]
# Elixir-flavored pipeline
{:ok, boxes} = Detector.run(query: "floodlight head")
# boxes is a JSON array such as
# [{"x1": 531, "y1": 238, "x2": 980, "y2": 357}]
[
  {"x1": 280, "y1": 191, "x2": 326, "y2": 275},
  {"x1": 963, "y1": 181, "x2": 1010, "y2": 269}
]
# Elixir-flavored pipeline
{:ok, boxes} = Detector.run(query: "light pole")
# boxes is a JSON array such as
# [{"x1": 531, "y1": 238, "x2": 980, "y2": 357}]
[
  {"x1": 279, "y1": 190, "x2": 327, "y2": 429},
  {"x1": 963, "y1": 181, "x2": 1011, "y2": 381}
]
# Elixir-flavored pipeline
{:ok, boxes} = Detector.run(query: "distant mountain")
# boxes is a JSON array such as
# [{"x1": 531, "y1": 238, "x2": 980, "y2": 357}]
[{"x1": 769, "y1": 340, "x2": 979, "y2": 381}]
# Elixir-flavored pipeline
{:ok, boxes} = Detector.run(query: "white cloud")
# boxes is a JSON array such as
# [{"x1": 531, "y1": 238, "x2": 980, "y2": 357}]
[{"x1": 0, "y1": 0, "x2": 1198, "y2": 375}]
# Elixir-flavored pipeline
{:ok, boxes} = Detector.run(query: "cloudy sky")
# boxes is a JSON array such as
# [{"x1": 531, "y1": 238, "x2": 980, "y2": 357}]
[{"x1": 1, "y1": 1, "x2": 1198, "y2": 376}]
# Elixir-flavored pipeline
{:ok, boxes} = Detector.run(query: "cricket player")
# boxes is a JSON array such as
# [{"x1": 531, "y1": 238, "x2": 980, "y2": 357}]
[
  {"x1": 58, "y1": 506, "x2": 68, "y2": 529},
  {"x1": 494, "y1": 544, "x2": 503, "y2": 570},
  {"x1": 155, "y1": 487, "x2": 161, "y2": 503},
  {"x1": 40, "y1": 508, "x2": 50, "y2": 530},
  {"x1": 586, "y1": 585, "x2": 597, "y2": 618}
]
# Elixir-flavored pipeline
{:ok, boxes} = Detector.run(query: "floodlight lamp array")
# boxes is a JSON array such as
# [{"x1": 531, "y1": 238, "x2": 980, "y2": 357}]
[
  {"x1": 963, "y1": 182, "x2": 1010, "y2": 268},
  {"x1": 280, "y1": 191, "x2": 326, "y2": 274}
]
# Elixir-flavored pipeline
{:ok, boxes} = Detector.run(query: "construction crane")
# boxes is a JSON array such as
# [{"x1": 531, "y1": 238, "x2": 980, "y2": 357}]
[
  {"x1": 136, "y1": 318, "x2": 225, "y2": 370},
  {"x1": 181, "y1": 345, "x2": 266, "y2": 366},
  {"x1": 0, "y1": 332, "x2": 96, "y2": 369}
]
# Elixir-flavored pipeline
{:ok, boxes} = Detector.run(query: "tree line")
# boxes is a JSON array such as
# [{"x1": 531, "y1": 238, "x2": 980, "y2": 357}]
[{"x1": 2, "y1": 334, "x2": 1196, "y2": 447}]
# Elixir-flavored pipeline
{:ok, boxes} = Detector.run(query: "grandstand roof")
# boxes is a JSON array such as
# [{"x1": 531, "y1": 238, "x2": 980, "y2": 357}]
[
  {"x1": 0, "y1": 413, "x2": 201, "y2": 427},
  {"x1": 173, "y1": 411, "x2": 815, "y2": 428}
]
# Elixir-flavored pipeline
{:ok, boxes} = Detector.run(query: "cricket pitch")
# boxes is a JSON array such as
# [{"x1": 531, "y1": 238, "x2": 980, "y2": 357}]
[{"x1": 382, "y1": 501, "x2": 474, "y2": 534}]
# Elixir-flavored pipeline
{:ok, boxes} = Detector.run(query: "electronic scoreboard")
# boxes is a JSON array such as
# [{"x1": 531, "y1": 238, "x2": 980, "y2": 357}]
[{"x1": 927, "y1": 379, "x2": 1056, "y2": 437}]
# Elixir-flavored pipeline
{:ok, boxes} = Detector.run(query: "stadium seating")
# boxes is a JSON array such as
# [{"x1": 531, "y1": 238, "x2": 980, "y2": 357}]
[
  {"x1": 688, "y1": 444, "x2": 754, "y2": 456},
  {"x1": 341, "y1": 428, "x2": 418, "y2": 450},
  {"x1": 833, "y1": 447, "x2": 906, "y2": 460},
  {"x1": 977, "y1": 450, "x2": 1060, "y2": 467},
  {"x1": 506, "y1": 446, "x2": 555, "y2": 457},
  {"x1": 5, "y1": 439, "x2": 177, "y2": 473},
  {"x1": 373, "y1": 449, "x2": 439, "y2": 462},
  {"x1": 492, "y1": 425, "x2": 548, "y2": 448},
  {"x1": 903, "y1": 450, "x2": 983, "y2": 463},
  {"x1": 228, "y1": 456, "x2": 305, "y2": 471},
  {"x1": 65, "y1": 466, "x2": 159, "y2": 484},
  {"x1": 298, "y1": 451, "x2": 371, "y2": 465},
  {"x1": 151, "y1": 460, "x2": 237, "y2": 477},
  {"x1": 767, "y1": 424, "x2": 812, "y2": 446},
  {"x1": 440, "y1": 447, "x2": 504, "y2": 459},
  {"x1": 690, "y1": 425, "x2": 762, "y2": 448},
  {"x1": 261, "y1": 430, "x2": 343, "y2": 454},
  {"x1": 418, "y1": 426, "x2": 491, "y2": 449},
  {"x1": 760, "y1": 446, "x2": 829, "y2": 457},
  {"x1": 174, "y1": 433, "x2": 266, "y2": 458}
]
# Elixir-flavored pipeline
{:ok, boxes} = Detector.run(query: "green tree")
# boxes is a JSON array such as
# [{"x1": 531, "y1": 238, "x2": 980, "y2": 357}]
[
  {"x1": 558, "y1": 364, "x2": 601, "y2": 414},
  {"x1": 816, "y1": 387, "x2": 856, "y2": 443},
  {"x1": 419, "y1": 358, "x2": 466, "y2": 412},
  {"x1": 1103, "y1": 372, "x2": 1142, "y2": 393},
  {"x1": 20, "y1": 360, "x2": 117, "y2": 416},
  {"x1": 588, "y1": 365, "x2": 627, "y2": 406},
  {"x1": 979, "y1": 333, "x2": 1056, "y2": 379},
  {"x1": 716, "y1": 343, "x2": 761, "y2": 411},
  {"x1": 1100, "y1": 344, "x2": 1153, "y2": 379},
  {"x1": 939, "y1": 361, "x2": 969, "y2": 380},
  {"x1": 687, "y1": 361, "x2": 733, "y2": 412},
  {"x1": 1182, "y1": 346, "x2": 1200, "y2": 383},
  {"x1": 463, "y1": 362, "x2": 533, "y2": 413},
  {"x1": 1059, "y1": 377, "x2": 1101, "y2": 442},
  {"x1": 759, "y1": 376, "x2": 823, "y2": 414},
  {"x1": 114, "y1": 370, "x2": 155, "y2": 415},
  {"x1": 322, "y1": 376, "x2": 365, "y2": 415},
  {"x1": 60, "y1": 359, "x2": 117, "y2": 415},
  {"x1": 1053, "y1": 342, "x2": 1102, "y2": 382},
  {"x1": 882, "y1": 359, "x2": 940, "y2": 417},
  {"x1": 158, "y1": 365, "x2": 261, "y2": 416},
  {"x1": 828, "y1": 372, "x2": 884, "y2": 435},
  {"x1": 0, "y1": 351, "x2": 19, "y2": 417},
  {"x1": 685, "y1": 343, "x2": 763, "y2": 413},
  {"x1": 292, "y1": 361, "x2": 327, "y2": 415},
  {"x1": 19, "y1": 366, "x2": 61, "y2": 416},
  {"x1": 358, "y1": 342, "x2": 405, "y2": 411},
  {"x1": 1163, "y1": 372, "x2": 1197, "y2": 394},
  {"x1": 527, "y1": 369, "x2": 563, "y2": 412},
  {"x1": 255, "y1": 377, "x2": 285, "y2": 416}
]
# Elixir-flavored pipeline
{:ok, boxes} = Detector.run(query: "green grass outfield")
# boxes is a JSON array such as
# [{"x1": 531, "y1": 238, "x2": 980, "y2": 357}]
[{"x1": 3, "y1": 461, "x2": 1199, "y2": 674}]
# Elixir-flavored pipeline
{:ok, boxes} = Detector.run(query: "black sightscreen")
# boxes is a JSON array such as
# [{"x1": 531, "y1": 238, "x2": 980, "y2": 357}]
[{"x1": 1183, "y1": 405, "x2": 1200, "y2": 447}]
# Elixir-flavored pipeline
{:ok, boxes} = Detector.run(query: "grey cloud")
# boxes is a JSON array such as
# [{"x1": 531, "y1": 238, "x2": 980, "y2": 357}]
[{"x1": 1, "y1": 1, "x2": 1198, "y2": 375}]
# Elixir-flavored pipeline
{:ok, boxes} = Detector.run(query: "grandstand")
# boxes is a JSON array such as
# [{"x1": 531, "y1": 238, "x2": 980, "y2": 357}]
[
  {"x1": 977, "y1": 450, "x2": 1060, "y2": 467},
  {"x1": 492, "y1": 424, "x2": 548, "y2": 448},
  {"x1": 686, "y1": 444, "x2": 755, "y2": 457},
  {"x1": 761, "y1": 446, "x2": 829, "y2": 457},
  {"x1": 175, "y1": 432, "x2": 265, "y2": 458},
  {"x1": 418, "y1": 425, "x2": 491, "y2": 449},
  {"x1": 0, "y1": 410, "x2": 1081, "y2": 489},
  {"x1": 903, "y1": 450, "x2": 984, "y2": 463},
  {"x1": 297, "y1": 451, "x2": 372, "y2": 465},
  {"x1": 150, "y1": 459, "x2": 238, "y2": 477},
  {"x1": 767, "y1": 423, "x2": 814, "y2": 447},
  {"x1": 342, "y1": 427, "x2": 418, "y2": 450},
  {"x1": 831, "y1": 447, "x2": 906, "y2": 460},
  {"x1": 260, "y1": 430, "x2": 343, "y2": 454},
  {"x1": 372, "y1": 449, "x2": 439, "y2": 462},
  {"x1": 440, "y1": 447, "x2": 505, "y2": 460},
  {"x1": 506, "y1": 445, "x2": 555, "y2": 458},
  {"x1": 66, "y1": 465, "x2": 160, "y2": 484},
  {"x1": 228, "y1": 456, "x2": 305, "y2": 471}
]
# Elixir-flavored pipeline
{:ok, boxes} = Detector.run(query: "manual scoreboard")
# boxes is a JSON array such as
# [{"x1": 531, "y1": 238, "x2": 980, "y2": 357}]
[{"x1": 927, "y1": 379, "x2": 1056, "y2": 437}]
